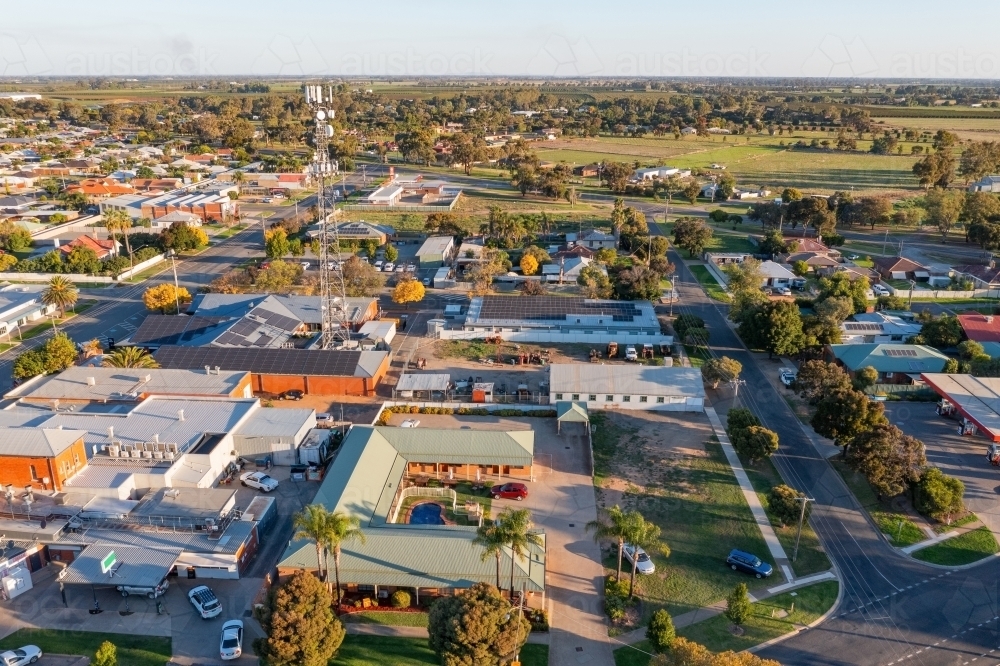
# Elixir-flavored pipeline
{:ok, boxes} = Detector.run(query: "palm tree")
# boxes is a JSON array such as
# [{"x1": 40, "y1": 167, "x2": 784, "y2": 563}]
[
  {"x1": 323, "y1": 510, "x2": 366, "y2": 607},
  {"x1": 473, "y1": 519, "x2": 509, "y2": 591},
  {"x1": 586, "y1": 505, "x2": 633, "y2": 581},
  {"x1": 104, "y1": 209, "x2": 133, "y2": 271},
  {"x1": 623, "y1": 512, "x2": 662, "y2": 599},
  {"x1": 231, "y1": 170, "x2": 246, "y2": 187},
  {"x1": 101, "y1": 346, "x2": 159, "y2": 369},
  {"x1": 41, "y1": 276, "x2": 78, "y2": 319},
  {"x1": 293, "y1": 504, "x2": 333, "y2": 582},
  {"x1": 499, "y1": 508, "x2": 544, "y2": 599}
]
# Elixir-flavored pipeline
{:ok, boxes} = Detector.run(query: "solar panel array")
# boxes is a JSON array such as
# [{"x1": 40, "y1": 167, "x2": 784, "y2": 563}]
[
  {"x1": 154, "y1": 345, "x2": 366, "y2": 376},
  {"x1": 883, "y1": 348, "x2": 918, "y2": 357},
  {"x1": 844, "y1": 323, "x2": 883, "y2": 332},
  {"x1": 250, "y1": 307, "x2": 300, "y2": 332},
  {"x1": 129, "y1": 315, "x2": 229, "y2": 346},
  {"x1": 477, "y1": 296, "x2": 643, "y2": 322}
]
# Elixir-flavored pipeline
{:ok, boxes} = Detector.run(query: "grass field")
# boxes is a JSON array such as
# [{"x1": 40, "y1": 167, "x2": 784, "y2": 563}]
[
  {"x1": 331, "y1": 636, "x2": 547, "y2": 666},
  {"x1": 871, "y1": 511, "x2": 925, "y2": 547},
  {"x1": 340, "y1": 611, "x2": 430, "y2": 627},
  {"x1": 612, "y1": 581, "x2": 839, "y2": 665},
  {"x1": 912, "y1": 526, "x2": 1000, "y2": 566},
  {"x1": 0, "y1": 629, "x2": 171, "y2": 666},
  {"x1": 592, "y1": 413, "x2": 775, "y2": 623},
  {"x1": 688, "y1": 265, "x2": 730, "y2": 303}
]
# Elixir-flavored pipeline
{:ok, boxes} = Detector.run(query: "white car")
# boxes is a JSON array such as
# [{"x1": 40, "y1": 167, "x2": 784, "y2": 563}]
[
  {"x1": 383, "y1": 262, "x2": 395, "y2": 272},
  {"x1": 622, "y1": 543, "x2": 655, "y2": 575},
  {"x1": 240, "y1": 471, "x2": 279, "y2": 492},
  {"x1": 374, "y1": 260, "x2": 384, "y2": 269},
  {"x1": 872, "y1": 284, "x2": 889, "y2": 296},
  {"x1": 406, "y1": 264, "x2": 417, "y2": 272},
  {"x1": 400, "y1": 419, "x2": 420, "y2": 428},
  {"x1": 395, "y1": 265, "x2": 406, "y2": 273},
  {"x1": 261, "y1": 197, "x2": 273, "y2": 203},
  {"x1": 772, "y1": 286, "x2": 792, "y2": 296},
  {"x1": 0, "y1": 646, "x2": 42, "y2": 666},
  {"x1": 300, "y1": 261, "x2": 310, "y2": 270},
  {"x1": 624, "y1": 346, "x2": 638, "y2": 361},
  {"x1": 316, "y1": 413, "x2": 333, "y2": 426},
  {"x1": 188, "y1": 585, "x2": 223, "y2": 619},
  {"x1": 422, "y1": 277, "x2": 431, "y2": 286},
  {"x1": 219, "y1": 619, "x2": 244, "y2": 660},
  {"x1": 779, "y1": 369, "x2": 797, "y2": 387}
]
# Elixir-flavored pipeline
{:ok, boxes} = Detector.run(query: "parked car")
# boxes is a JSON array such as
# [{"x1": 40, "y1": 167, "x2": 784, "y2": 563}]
[
  {"x1": 395, "y1": 265, "x2": 406, "y2": 273},
  {"x1": 0, "y1": 646, "x2": 42, "y2": 666},
  {"x1": 300, "y1": 261, "x2": 310, "y2": 270},
  {"x1": 872, "y1": 284, "x2": 889, "y2": 296},
  {"x1": 622, "y1": 543, "x2": 656, "y2": 575},
  {"x1": 624, "y1": 346, "x2": 638, "y2": 361},
  {"x1": 261, "y1": 197, "x2": 273, "y2": 203},
  {"x1": 383, "y1": 262, "x2": 395, "y2": 272},
  {"x1": 772, "y1": 286, "x2": 792, "y2": 296},
  {"x1": 316, "y1": 413, "x2": 333, "y2": 426},
  {"x1": 219, "y1": 620, "x2": 244, "y2": 661},
  {"x1": 491, "y1": 482, "x2": 528, "y2": 501},
  {"x1": 726, "y1": 549, "x2": 773, "y2": 578},
  {"x1": 374, "y1": 260, "x2": 384, "y2": 269},
  {"x1": 779, "y1": 369, "x2": 797, "y2": 387},
  {"x1": 117, "y1": 577, "x2": 169, "y2": 599},
  {"x1": 188, "y1": 585, "x2": 223, "y2": 619},
  {"x1": 240, "y1": 471, "x2": 279, "y2": 492},
  {"x1": 279, "y1": 389, "x2": 304, "y2": 400},
  {"x1": 422, "y1": 277, "x2": 431, "y2": 286},
  {"x1": 400, "y1": 419, "x2": 420, "y2": 428},
  {"x1": 406, "y1": 264, "x2": 417, "y2": 272}
]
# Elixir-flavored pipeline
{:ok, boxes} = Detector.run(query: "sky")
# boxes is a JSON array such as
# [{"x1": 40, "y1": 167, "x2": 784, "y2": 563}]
[{"x1": 3, "y1": 1, "x2": 1000, "y2": 80}]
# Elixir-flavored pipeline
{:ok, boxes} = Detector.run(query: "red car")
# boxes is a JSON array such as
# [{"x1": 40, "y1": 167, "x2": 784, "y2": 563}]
[{"x1": 491, "y1": 482, "x2": 528, "y2": 501}]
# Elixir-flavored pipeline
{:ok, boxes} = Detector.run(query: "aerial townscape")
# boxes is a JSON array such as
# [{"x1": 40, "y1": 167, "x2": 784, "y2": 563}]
[{"x1": 3, "y1": 9, "x2": 1000, "y2": 666}]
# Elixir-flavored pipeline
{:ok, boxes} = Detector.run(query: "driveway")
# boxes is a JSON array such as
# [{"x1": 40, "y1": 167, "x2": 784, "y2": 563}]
[{"x1": 886, "y1": 401, "x2": 1000, "y2": 537}]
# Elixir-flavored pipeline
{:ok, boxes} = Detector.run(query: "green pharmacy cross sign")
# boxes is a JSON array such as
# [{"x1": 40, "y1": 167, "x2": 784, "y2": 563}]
[{"x1": 100, "y1": 550, "x2": 116, "y2": 574}]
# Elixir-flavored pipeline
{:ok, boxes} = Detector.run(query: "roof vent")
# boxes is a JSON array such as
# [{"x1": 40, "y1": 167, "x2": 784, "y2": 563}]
[
  {"x1": 987, "y1": 316, "x2": 994, "y2": 324},
  {"x1": 205, "y1": 365, "x2": 211, "y2": 374},
  {"x1": 107, "y1": 426, "x2": 114, "y2": 439},
  {"x1": 143, "y1": 374, "x2": 151, "y2": 383},
  {"x1": 178, "y1": 409, "x2": 185, "y2": 421},
  {"x1": 86, "y1": 376, "x2": 96, "y2": 386},
  {"x1": 214, "y1": 366, "x2": 221, "y2": 374}
]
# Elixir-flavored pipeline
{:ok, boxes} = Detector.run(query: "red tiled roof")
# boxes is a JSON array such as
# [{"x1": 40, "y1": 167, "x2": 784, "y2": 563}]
[
  {"x1": 787, "y1": 238, "x2": 833, "y2": 253},
  {"x1": 954, "y1": 264, "x2": 1000, "y2": 286},
  {"x1": 59, "y1": 235, "x2": 117, "y2": 257},
  {"x1": 958, "y1": 314, "x2": 1000, "y2": 343},
  {"x1": 873, "y1": 256, "x2": 926, "y2": 272},
  {"x1": 65, "y1": 178, "x2": 134, "y2": 197}
]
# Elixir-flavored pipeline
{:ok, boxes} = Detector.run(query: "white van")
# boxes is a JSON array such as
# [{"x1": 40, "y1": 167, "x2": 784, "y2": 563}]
[{"x1": 872, "y1": 284, "x2": 890, "y2": 296}]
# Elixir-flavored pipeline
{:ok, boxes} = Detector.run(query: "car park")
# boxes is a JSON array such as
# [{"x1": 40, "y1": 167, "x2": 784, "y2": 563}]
[
  {"x1": 622, "y1": 543, "x2": 656, "y2": 575},
  {"x1": 279, "y1": 389, "x2": 304, "y2": 400},
  {"x1": 0, "y1": 646, "x2": 42, "y2": 666},
  {"x1": 117, "y1": 577, "x2": 169, "y2": 598},
  {"x1": 726, "y1": 549, "x2": 773, "y2": 578},
  {"x1": 219, "y1": 620, "x2": 244, "y2": 660},
  {"x1": 491, "y1": 482, "x2": 528, "y2": 500},
  {"x1": 240, "y1": 471, "x2": 279, "y2": 492},
  {"x1": 779, "y1": 369, "x2": 797, "y2": 387},
  {"x1": 188, "y1": 585, "x2": 223, "y2": 618}
]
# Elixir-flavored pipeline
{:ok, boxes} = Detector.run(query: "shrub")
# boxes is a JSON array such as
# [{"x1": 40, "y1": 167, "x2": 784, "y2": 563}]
[
  {"x1": 646, "y1": 609, "x2": 676, "y2": 653},
  {"x1": 527, "y1": 608, "x2": 549, "y2": 632},
  {"x1": 93, "y1": 641, "x2": 117, "y2": 666},
  {"x1": 390, "y1": 589, "x2": 411, "y2": 608},
  {"x1": 768, "y1": 484, "x2": 808, "y2": 527}
]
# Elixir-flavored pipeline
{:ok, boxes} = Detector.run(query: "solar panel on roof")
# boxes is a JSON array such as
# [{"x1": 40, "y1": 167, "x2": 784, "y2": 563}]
[
  {"x1": 476, "y1": 296, "x2": 641, "y2": 322},
  {"x1": 883, "y1": 348, "x2": 918, "y2": 357},
  {"x1": 154, "y1": 345, "x2": 367, "y2": 376},
  {"x1": 254, "y1": 335, "x2": 272, "y2": 347},
  {"x1": 230, "y1": 320, "x2": 259, "y2": 336}
]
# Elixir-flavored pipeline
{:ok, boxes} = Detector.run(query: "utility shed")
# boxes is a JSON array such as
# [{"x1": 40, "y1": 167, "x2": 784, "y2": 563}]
[
  {"x1": 232, "y1": 408, "x2": 315, "y2": 465},
  {"x1": 394, "y1": 374, "x2": 450, "y2": 399},
  {"x1": 415, "y1": 236, "x2": 454, "y2": 268},
  {"x1": 548, "y1": 364, "x2": 705, "y2": 412}
]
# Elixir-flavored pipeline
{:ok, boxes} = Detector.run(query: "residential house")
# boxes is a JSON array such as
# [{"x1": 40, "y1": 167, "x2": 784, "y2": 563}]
[
  {"x1": 839, "y1": 312, "x2": 923, "y2": 344},
  {"x1": 0, "y1": 284, "x2": 59, "y2": 340},
  {"x1": 131, "y1": 178, "x2": 183, "y2": 193},
  {"x1": 969, "y1": 175, "x2": 1000, "y2": 193},
  {"x1": 634, "y1": 166, "x2": 690, "y2": 181},
  {"x1": 573, "y1": 164, "x2": 600, "y2": 177},
  {"x1": 541, "y1": 256, "x2": 604, "y2": 282},
  {"x1": 566, "y1": 229, "x2": 616, "y2": 250},
  {"x1": 872, "y1": 256, "x2": 929, "y2": 282},
  {"x1": 957, "y1": 313, "x2": 1000, "y2": 343},
  {"x1": 552, "y1": 244, "x2": 595, "y2": 261},
  {"x1": 58, "y1": 235, "x2": 119, "y2": 260},
  {"x1": 64, "y1": 178, "x2": 136, "y2": 201},
  {"x1": 952, "y1": 263, "x2": 1000, "y2": 290},
  {"x1": 827, "y1": 343, "x2": 949, "y2": 385},
  {"x1": 149, "y1": 210, "x2": 203, "y2": 230},
  {"x1": 758, "y1": 260, "x2": 796, "y2": 288}
]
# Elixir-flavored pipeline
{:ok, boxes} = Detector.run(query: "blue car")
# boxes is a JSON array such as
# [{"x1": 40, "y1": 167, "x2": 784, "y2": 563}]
[{"x1": 726, "y1": 549, "x2": 773, "y2": 579}]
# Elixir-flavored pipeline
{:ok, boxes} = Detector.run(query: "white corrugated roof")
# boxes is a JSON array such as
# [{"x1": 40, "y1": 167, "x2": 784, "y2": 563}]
[
  {"x1": 548, "y1": 364, "x2": 705, "y2": 398},
  {"x1": 1, "y1": 428, "x2": 87, "y2": 457}
]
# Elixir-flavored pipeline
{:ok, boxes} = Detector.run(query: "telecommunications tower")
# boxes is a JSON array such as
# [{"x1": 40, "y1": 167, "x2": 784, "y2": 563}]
[{"x1": 304, "y1": 84, "x2": 349, "y2": 349}]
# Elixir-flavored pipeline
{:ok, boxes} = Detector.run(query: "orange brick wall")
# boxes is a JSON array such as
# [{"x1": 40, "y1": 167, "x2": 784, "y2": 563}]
[
  {"x1": 0, "y1": 438, "x2": 87, "y2": 491},
  {"x1": 251, "y1": 356, "x2": 388, "y2": 397},
  {"x1": 406, "y1": 462, "x2": 532, "y2": 479}
]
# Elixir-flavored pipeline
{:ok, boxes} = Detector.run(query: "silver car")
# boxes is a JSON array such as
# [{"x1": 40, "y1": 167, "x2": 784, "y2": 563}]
[
  {"x1": 219, "y1": 619, "x2": 243, "y2": 660},
  {"x1": 622, "y1": 543, "x2": 655, "y2": 575}
]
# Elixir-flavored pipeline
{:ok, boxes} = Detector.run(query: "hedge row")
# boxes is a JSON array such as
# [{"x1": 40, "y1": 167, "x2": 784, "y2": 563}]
[{"x1": 376, "y1": 405, "x2": 557, "y2": 425}]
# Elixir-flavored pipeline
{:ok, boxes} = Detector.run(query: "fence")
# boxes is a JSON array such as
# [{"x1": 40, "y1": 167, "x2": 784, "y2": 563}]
[
  {"x1": 116, "y1": 253, "x2": 166, "y2": 281},
  {"x1": 881, "y1": 283, "x2": 1000, "y2": 300},
  {"x1": 389, "y1": 487, "x2": 457, "y2": 524},
  {"x1": 869, "y1": 384, "x2": 938, "y2": 400},
  {"x1": 0, "y1": 271, "x2": 115, "y2": 284}
]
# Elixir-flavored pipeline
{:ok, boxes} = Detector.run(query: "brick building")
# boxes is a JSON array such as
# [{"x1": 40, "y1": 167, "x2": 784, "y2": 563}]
[{"x1": 0, "y1": 428, "x2": 88, "y2": 491}]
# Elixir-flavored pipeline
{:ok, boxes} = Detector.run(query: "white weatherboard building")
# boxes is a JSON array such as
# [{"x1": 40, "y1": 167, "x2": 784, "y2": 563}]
[{"x1": 548, "y1": 364, "x2": 705, "y2": 412}]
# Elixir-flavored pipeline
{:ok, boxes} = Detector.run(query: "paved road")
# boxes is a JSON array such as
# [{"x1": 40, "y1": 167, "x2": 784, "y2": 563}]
[
  {"x1": 0, "y1": 227, "x2": 261, "y2": 393},
  {"x1": 652, "y1": 218, "x2": 1000, "y2": 664}
]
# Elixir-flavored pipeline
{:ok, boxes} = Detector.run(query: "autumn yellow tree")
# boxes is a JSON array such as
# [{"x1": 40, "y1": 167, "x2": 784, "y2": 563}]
[
  {"x1": 520, "y1": 254, "x2": 539, "y2": 276},
  {"x1": 143, "y1": 283, "x2": 192, "y2": 314},
  {"x1": 392, "y1": 278, "x2": 426, "y2": 307}
]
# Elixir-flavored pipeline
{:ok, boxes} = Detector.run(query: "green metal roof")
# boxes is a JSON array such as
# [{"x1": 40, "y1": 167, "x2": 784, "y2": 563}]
[
  {"x1": 829, "y1": 343, "x2": 949, "y2": 373},
  {"x1": 556, "y1": 401, "x2": 590, "y2": 423},
  {"x1": 378, "y1": 427, "x2": 534, "y2": 466}
]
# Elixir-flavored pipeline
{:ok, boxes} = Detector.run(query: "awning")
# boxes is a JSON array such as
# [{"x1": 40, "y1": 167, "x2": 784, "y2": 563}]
[
  {"x1": 556, "y1": 401, "x2": 589, "y2": 433},
  {"x1": 57, "y1": 544, "x2": 181, "y2": 588}
]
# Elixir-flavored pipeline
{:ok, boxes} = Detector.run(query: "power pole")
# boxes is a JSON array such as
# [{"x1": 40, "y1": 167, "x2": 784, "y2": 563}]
[
  {"x1": 730, "y1": 378, "x2": 747, "y2": 408},
  {"x1": 792, "y1": 496, "x2": 816, "y2": 561},
  {"x1": 170, "y1": 252, "x2": 181, "y2": 314}
]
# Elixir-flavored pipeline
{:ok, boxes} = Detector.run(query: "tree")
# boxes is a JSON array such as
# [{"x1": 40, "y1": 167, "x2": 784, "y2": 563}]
[
  {"x1": 102, "y1": 346, "x2": 159, "y2": 369},
  {"x1": 650, "y1": 639, "x2": 781, "y2": 666},
  {"x1": 323, "y1": 510, "x2": 366, "y2": 606},
  {"x1": 924, "y1": 189, "x2": 965, "y2": 240},
  {"x1": 66, "y1": 246, "x2": 101, "y2": 274},
  {"x1": 42, "y1": 333, "x2": 77, "y2": 374},
  {"x1": 961, "y1": 192, "x2": 1000, "y2": 227},
  {"x1": 919, "y1": 315, "x2": 962, "y2": 348},
  {"x1": 757, "y1": 230, "x2": 789, "y2": 257},
  {"x1": 586, "y1": 505, "x2": 633, "y2": 581},
  {"x1": 702, "y1": 356, "x2": 742, "y2": 389},
  {"x1": 392, "y1": 278, "x2": 425, "y2": 307},
  {"x1": 384, "y1": 243, "x2": 399, "y2": 263},
  {"x1": 498, "y1": 508, "x2": 543, "y2": 597},
  {"x1": 791, "y1": 260, "x2": 810, "y2": 277},
  {"x1": 682, "y1": 181, "x2": 702, "y2": 205},
  {"x1": 427, "y1": 582, "x2": 530, "y2": 666},
  {"x1": 724, "y1": 259, "x2": 769, "y2": 324},
  {"x1": 649, "y1": 236, "x2": 669, "y2": 257},
  {"x1": 912, "y1": 150, "x2": 956, "y2": 189},
  {"x1": 293, "y1": 504, "x2": 332, "y2": 582},
  {"x1": 265, "y1": 228, "x2": 291, "y2": 259},
  {"x1": 255, "y1": 261, "x2": 303, "y2": 292},
  {"x1": 646, "y1": 609, "x2": 676, "y2": 653},
  {"x1": 601, "y1": 161, "x2": 633, "y2": 193},
  {"x1": 613, "y1": 264, "x2": 662, "y2": 301},
  {"x1": 725, "y1": 583, "x2": 752, "y2": 628},
  {"x1": 672, "y1": 217, "x2": 713, "y2": 257},
  {"x1": 473, "y1": 520, "x2": 508, "y2": 591},
  {"x1": 817, "y1": 272, "x2": 870, "y2": 314},
  {"x1": 161, "y1": 221, "x2": 208, "y2": 252},
  {"x1": 0, "y1": 220, "x2": 32, "y2": 252},
  {"x1": 341, "y1": 256, "x2": 386, "y2": 297},
  {"x1": 254, "y1": 570, "x2": 345, "y2": 666},
  {"x1": 578, "y1": 264, "x2": 612, "y2": 299},
  {"x1": 519, "y1": 280, "x2": 546, "y2": 296},
  {"x1": 594, "y1": 248, "x2": 617, "y2": 265},
  {"x1": 12, "y1": 349, "x2": 47, "y2": 380},
  {"x1": 93, "y1": 641, "x2": 117, "y2": 666},
  {"x1": 811, "y1": 389, "x2": 887, "y2": 454},
  {"x1": 716, "y1": 172, "x2": 736, "y2": 200},
  {"x1": 959, "y1": 339, "x2": 987, "y2": 361},
  {"x1": 787, "y1": 197, "x2": 836, "y2": 234},
  {"x1": 853, "y1": 366, "x2": 879, "y2": 392},
  {"x1": 42, "y1": 275, "x2": 78, "y2": 317},
  {"x1": 781, "y1": 187, "x2": 803, "y2": 203},
  {"x1": 959, "y1": 141, "x2": 1000, "y2": 183},
  {"x1": 623, "y1": 512, "x2": 662, "y2": 598},
  {"x1": 104, "y1": 209, "x2": 133, "y2": 268},
  {"x1": 915, "y1": 467, "x2": 965, "y2": 523},
  {"x1": 732, "y1": 425, "x2": 779, "y2": 465},
  {"x1": 0, "y1": 254, "x2": 16, "y2": 271},
  {"x1": 738, "y1": 300, "x2": 804, "y2": 358},
  {"x1": 519, "y1": 254, "x2": 539, "y2": 276},
  {"x1": 851, "y1": 424, "x2": 926, "y2": 499},
  {"x1": 143, "y1": 284, "x2": 191, "y2": 314},
  {"x1": 768, "y1": 485, "x2": 809, "y2": 527}
]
